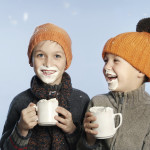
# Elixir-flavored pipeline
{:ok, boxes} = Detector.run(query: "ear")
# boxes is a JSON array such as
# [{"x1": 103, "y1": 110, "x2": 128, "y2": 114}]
[
  {"x1": 30, "y1": 63, "x2": 33, "y2": 67},
  {"x1": 137, "y1": 71, "x2": 145, "y2": 78},
  {"x1": 30, "y1": 56, "x2": 34, "y2": 67},
  {"x1": 30, "y1": 61, "x2": 33, "y2": 67}
]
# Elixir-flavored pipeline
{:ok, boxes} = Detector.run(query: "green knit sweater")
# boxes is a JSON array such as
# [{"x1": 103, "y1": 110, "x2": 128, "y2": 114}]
[{"x1": 77, "y1": 84, "x2": 150, "y2": 150}]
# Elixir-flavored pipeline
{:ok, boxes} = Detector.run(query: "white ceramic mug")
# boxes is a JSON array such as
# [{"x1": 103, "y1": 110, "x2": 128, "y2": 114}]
[
  {"x1": 90, "y1": 106, "x2": 122, "y2": 139},
  {"x1": 34, "y1": 98, "x2": 58, "y2": 126}
]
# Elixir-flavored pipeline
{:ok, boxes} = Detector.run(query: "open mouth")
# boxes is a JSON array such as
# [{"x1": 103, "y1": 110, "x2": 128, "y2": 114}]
[
  {"x1": 41, "y1": 70, "x2": 56, "y2": 76},
  {"x1": 106, "y1": 74, "x2": 117, "y2": 82}
]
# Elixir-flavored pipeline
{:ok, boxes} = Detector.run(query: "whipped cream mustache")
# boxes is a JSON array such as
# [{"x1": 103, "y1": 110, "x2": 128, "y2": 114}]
[
  {"x1": 37, "y1": 66, "x2": 59, "y2": 84},
  {"x1": 105, "y1": 69, "x2": 118, "y2": 91}
]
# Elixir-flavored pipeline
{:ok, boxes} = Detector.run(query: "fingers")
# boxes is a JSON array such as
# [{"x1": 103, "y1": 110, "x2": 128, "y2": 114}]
[
  {"x1": 20, "y1": 111, "x2": 37, "y2": 125},
  {"x1": 19, "y1": 103, "x2": 38, "y2": 129},
  {"x1": 84, "y1": 121, "x2": 99, "y2": 129},
  {"x1": 22, "y1": 103, "x2": 36, "y2": 115},
  {"x1": 28, "y1": 102, "x2": 36, "y2": 107},
  {"x1": 21, "y1": 103, "x2": 37, "y2": 121},
  {"x1": 85, "y1": 128, "x2": 98, "y2": 135},
  {"x1": 85, "y1": 112, "x2": 93, "y2": 118},
  {"x1": 55, "y1": 115, "x2": 66, "y2": 124},
  {"x1": 84, "y1": 112, "x2": 97, "y2": 124},
  {"x1": 84, "y1": 122, "x2": 98, "y2": 135},
  {"x1": 55, "y1": 106, "x2": 72, "y2": 124},
  {"x1": 55, "y1": 106, "x2": 71, "y2": 118},
  {"x1": 55, "y1": 106, "x2": 76, "y2": 134},
  {"x1": 84, "y1": 111, "x2": 99, "y2": 135},
  {"x1": 22, "y1": 109, "x2": 36, "y2": 118},
  {"x1": 30, "y1": 115, "x2": 38, "y2": 122},
  {"x1": 56, "y1": 121, "x2": 66, "y2": 129}
]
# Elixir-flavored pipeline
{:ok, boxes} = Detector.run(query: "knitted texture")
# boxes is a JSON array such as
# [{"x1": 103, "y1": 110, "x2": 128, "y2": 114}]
[
  {"x1": 28, "y1": 23, "x2": 72, "y2": 70},
  {"x1": 28, "y1": 72, "x2": 71, "y2": 150},
  {"x1": 102, "y1": 32, "x2": 150, "y2": 81}
]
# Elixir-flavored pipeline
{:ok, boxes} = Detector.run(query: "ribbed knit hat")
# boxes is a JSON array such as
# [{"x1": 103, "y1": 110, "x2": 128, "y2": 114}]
[
  {"x1": 28, "y1": 23, "x2": 72, "y2": 70},
  {"x1": 102, "y1": 32, "x2": 150, "y2": 82}
]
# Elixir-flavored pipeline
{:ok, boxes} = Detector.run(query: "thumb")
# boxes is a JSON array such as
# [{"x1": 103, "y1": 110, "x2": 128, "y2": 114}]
[{"x1": 28, "y1": 102, "x2": 36, "y2": 107}]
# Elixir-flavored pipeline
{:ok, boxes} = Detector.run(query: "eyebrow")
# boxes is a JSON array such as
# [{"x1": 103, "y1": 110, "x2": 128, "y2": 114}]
[
  {"x1": 33, "y1": 49, "x2": 64, "y2": 54},
  {"x1": 33, "y1": 50, "x2": 45, "y2": 56},
  {"x1": 54, "y1": 50, "x2": 64, "y2": 53},
  {"x1": 33, "y1": 50, "x2": 45, "y2": 54},
  {"x1": 34, "y1": 49, "x2": 43, "y2": 52}
]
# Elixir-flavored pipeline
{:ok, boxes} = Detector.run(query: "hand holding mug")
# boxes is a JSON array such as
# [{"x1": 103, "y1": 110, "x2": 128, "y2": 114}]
[
  {"x1": 18, "y1": 103, "x2": 38, "y2": 137},
  {"x1": 55, "y1": 106, "x2": 76, "y2": 134},
  {"x1": 84, "y1": 112, "x2": 99, "y2": 145},
  {"x1": 84, "y1": 112, "x2": 99, "y2": 135},
  {"x1": 90, "y1": 106, "x2": 122, "y2": 139}
]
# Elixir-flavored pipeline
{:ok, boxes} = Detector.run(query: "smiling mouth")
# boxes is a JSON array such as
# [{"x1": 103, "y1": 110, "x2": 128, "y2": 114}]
[
  {"x1": 106, "y1": 74, "x2": 117, "y2": 82},
  {"x1": 41, "y1": 70, "x2": 56, "y2": 76}
]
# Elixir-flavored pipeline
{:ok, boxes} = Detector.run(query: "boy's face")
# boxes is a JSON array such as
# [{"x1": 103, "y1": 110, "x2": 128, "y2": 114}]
[
  {"x1": 103, "y1": 53, "x2": 144, "y2": 92},
  {"x1": 31, "y1": 40, "x2": 66, "y2": 85}
]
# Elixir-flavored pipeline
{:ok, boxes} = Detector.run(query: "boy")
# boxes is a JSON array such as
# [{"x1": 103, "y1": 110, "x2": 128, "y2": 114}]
[
  {"x1": 77, "y1": 31, "x2": 150, "y2": 150},
  {"x1": 0, "y1": 23, "x2": 90, "y2": 150}
]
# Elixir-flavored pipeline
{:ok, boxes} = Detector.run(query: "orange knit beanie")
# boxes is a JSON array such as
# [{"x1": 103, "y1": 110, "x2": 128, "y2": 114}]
[
  {"x1": 102, "y1": 32, "x2": 150, "y2": 81},
  {"x1": 28, "y1": 23, "x2": 72, "y2": 70}
]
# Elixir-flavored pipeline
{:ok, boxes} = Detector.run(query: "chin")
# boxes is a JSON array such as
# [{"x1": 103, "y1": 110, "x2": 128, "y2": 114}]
[
  {"x1": 38, "y1": 75, "x2": 56, "y2": 84},
  {"x1": 109, "y1": 89, "x2": 117, "y2": 92},
  {"x1": 108, "y1": 85, "x2": 118, "y2": 91}
]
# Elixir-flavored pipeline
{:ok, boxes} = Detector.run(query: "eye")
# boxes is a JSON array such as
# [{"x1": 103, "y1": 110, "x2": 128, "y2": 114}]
[
  {"x1": 114, "y1": 59, "x2": 119, "y2": 62},
  {"x1": 55, "y1": 54, "x2": 61, "y2": 58},
  {"x1": 104, "y1": 58, "x2": 108, "y2": 63},
  {"x1": 37, "y1": 54, "x2": 44, "y2": 58}
]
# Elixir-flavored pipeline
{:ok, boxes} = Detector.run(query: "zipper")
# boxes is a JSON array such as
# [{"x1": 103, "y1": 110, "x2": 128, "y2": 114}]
[{"x1": 111, "y1": 94, "x2": 124, "y2": 150}]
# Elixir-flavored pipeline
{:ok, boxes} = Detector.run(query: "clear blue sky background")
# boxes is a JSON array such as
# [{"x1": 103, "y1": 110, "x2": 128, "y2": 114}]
[{"x1": 1, "y1": 0, "x2": 150, "y2": 136}]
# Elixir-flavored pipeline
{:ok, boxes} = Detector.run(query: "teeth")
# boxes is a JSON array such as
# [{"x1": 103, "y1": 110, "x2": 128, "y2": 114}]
[
  {"x1": 42, "y1": 70, "x2": 56, "y2": 74},
  {"x1": 107, "y1": 74, "x2": 117, "y2": 78},
  {"x1": 107, "y1": 75, "x2": 116, "y2": 78},
  {"x1": 105, "y1": 69, "x2": 117, "y2": 79}
]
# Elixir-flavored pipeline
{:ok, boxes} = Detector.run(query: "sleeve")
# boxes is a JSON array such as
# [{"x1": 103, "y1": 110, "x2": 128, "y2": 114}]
[
  {"x1": 0, "y1": 97, "x2": 31, "y2": 150},
  {"x1": 142, "y1": 125, "x2": 150, "y2": 150},
  {"x1": 65, "y1": 91, "x2": 90, "y2": 150},
  {"x1": 77, "y1": 130, "x2": 104, "y2": 150},
  {"x1": 2, "y1": 124, "x2": 32, "y2": 150},
  {"x1": 65, "y1": 123, "x2": 82, "y2": 150}
]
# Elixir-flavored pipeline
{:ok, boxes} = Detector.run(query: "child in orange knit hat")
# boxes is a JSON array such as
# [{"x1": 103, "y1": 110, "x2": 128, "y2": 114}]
[
  {"x1": 77, "y1": 19, "x2": 150, "y2": 150},
  {"x1": 0, "y1": 23, "x2": 90, "y2": 150}
]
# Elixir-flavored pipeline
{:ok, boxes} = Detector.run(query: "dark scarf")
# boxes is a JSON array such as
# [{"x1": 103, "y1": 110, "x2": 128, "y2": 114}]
[{"x1": 28, "y1": 72, "x2": 72, "y2": 150}]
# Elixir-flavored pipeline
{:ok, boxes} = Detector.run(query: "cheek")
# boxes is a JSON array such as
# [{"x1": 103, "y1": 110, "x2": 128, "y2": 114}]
[
  {"x1": 33, "y1": 64, "x2": 38, "y2": 74},
  {"x1": 60, "y1": 60, "x2": 67, "y2": 70},
  {"x1": 103, "y1": 64, "x2": 107, "y2": 73},
  {"x1": 103, "y1": 68, "x2": 105, "y2": 76},
  {"x1": 62, "y1": 63, "x2": 66, "y2": 71},
  {"x1": 33, "y1": 59, "x2": 42, "y2": 71},
  {"x1": 56, "y1": 63, "x2": 65, "y2": 72},
  {"x1": 113, "y1": 65, "x2": 121, "y2": 74}
]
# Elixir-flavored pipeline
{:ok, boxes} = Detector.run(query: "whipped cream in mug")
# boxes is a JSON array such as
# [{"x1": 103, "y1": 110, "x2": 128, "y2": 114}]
[{"x1": 34, "y1": 98, "x2": 58, "y2": 126}]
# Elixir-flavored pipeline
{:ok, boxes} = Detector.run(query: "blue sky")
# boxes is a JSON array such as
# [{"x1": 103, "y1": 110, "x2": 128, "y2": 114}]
[{"x1": 1, "y1": 0, "x2": 150, "y2": 135}]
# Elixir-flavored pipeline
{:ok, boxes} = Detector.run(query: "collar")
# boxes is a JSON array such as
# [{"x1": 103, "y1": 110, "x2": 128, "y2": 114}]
[{"x1": 109, "y1": 84, "x2": 148, "y2": 106}]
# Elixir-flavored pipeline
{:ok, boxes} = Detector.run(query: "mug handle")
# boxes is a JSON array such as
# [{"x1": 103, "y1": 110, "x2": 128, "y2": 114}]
[{"x1": 113, "y1": 113, "x2": 122, "y2": 131}]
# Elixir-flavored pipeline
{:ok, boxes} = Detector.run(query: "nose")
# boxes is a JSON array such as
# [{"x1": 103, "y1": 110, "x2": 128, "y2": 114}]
[
  {"x1": 44, "y1": 57, "x2": 53, "y2": 68},
  {"x1": 103, "y1": 61, "x2": 112, "y2": 72}
]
